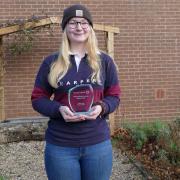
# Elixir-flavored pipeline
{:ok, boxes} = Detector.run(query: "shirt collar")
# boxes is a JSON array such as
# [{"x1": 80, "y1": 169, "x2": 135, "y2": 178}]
[{"x1": 68, "y1": 50, "x2": 101, "y2": 56}]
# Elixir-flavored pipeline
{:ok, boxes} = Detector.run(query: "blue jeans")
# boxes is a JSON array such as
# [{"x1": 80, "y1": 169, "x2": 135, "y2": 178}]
[{"x1": 44, "y1": 140, "x2": 112, "y2": 180}]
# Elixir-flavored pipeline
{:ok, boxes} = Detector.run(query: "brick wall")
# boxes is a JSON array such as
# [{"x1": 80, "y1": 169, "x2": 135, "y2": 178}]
[{"x1": 0, "y1": 0, "x2": 180, "y2": 126}]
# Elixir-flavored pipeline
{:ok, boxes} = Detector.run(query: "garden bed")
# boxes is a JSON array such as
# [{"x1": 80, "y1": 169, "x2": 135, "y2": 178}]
[{"x1": 112, "y1": 119, "x2": 180, "y2": 180}]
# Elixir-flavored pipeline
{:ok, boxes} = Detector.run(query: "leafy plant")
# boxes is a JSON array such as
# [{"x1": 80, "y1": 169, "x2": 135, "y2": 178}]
[
  {"x1": 123, "y1": 123, "x2": 145, "y2": 150},
  {"x1": 174, "y1": 117, "x2": 180, "y2": 126},
  {"x1": 0, "y1": 175, "x2": 8, "y2": 180},
  {"x1": 8, "y1": 29, "x2": 34, "y2": 55},
  {"x1": 122, "y1": 119, "x2": 180, "y2": 166},
  {"x1": 3, "y1": 15, "x2": 54, "y2": 56},
  {"x1": 114, "y1": 119, "x2": 180, "y2": 179},
  {"x1": 123, "y1": 121, "x2": 167, "y2": 150},
  {"x1": 159, "y1": 118, "x2": 180, "y2": 165}
]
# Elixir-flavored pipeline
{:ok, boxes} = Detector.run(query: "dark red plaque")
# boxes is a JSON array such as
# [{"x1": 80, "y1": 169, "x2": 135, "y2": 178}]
[{"x1": 68, "y1": 84, "x2": 94, "y2": 115}]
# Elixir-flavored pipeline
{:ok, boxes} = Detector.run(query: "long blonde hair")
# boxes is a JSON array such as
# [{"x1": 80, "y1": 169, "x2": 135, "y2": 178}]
[{"x1": 48, "y1": 27, "x2": 101, "y2": 88}]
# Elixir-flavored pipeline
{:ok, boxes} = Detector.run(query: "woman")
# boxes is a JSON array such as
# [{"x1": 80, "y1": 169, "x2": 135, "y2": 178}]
[{"x1": 31, "y1": 4, "x2": 120, "y2": 180}]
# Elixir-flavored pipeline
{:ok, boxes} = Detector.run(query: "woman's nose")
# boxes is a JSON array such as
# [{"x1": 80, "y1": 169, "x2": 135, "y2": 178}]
[{"x1": 76, "y1": 22, "x2": 83, "y2": 30}]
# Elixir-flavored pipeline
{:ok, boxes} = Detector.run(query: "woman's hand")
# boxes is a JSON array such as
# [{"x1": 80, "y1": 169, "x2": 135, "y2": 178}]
[
  {"x1": 82, "y1": 105, "x2": 102, "y2": 120},
  {"x1": 59, "y1": 106, "x2": 85, "y2": 122}
]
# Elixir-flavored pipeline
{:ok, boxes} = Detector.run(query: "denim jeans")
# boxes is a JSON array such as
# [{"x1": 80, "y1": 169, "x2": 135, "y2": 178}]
[{"x1": 44, "y1": 140, "x2": 112, "y2": 180}]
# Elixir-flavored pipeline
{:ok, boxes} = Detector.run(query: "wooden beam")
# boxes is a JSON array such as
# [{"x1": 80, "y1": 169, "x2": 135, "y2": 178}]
[
  {"x1": 0, "y1": 88, "x2": 5, "y2": 120},
  {"x1": 0, "y1": 17, "x2": 61, "y2": 36},
  {"x1": 0, "y1": 37, "x2": 5, "y2": 121},
  {"x1": 94, "y1": 24, "x2": 119, "y2": 34},
  {"x1": 107, "y1": 32, "x2": 115, "y2": 58},
  {"x1": 107, "y1": 32, "x2": 116, "y2": 135},
  {"x1": 0, "y1": 16, "x2": 119, "y2": 36}
]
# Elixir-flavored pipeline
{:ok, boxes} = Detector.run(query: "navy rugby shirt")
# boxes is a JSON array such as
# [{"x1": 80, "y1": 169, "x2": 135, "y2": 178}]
[{"x1": 31, "y1": 52, "x2": 121, "y2": 147}]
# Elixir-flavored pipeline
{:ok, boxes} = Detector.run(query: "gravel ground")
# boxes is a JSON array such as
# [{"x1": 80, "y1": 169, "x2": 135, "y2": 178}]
[{"x1": 0, "y1": 141, "x2": 143, "y2": 180}]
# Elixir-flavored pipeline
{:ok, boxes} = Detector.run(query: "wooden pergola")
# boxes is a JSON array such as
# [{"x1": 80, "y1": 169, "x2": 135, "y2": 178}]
[{"x1": 0, "y1": 17, "x2": 119, "y2": 134}]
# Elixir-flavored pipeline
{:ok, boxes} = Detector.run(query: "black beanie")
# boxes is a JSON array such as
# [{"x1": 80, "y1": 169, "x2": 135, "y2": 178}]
[{"x1": 61, "y1": 4, "x2": 93, "y2": 30}]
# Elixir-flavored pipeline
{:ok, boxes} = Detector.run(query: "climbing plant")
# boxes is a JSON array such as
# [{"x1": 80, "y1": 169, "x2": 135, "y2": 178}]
[{"x1": 0, "y1": 15, "x2": 54, "y2": 55}]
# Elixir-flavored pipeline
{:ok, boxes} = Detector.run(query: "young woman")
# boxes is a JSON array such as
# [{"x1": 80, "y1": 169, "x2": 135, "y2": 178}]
[{"x1": 31, "y1": 4, "x2": 120, "y2": 180}]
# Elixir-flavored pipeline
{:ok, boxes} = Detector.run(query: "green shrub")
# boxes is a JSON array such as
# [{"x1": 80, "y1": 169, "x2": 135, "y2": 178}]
[
  {"x1": 0, "y1": 175, "x2": 8, "y2": 180},
  {"x1": 123, "y1": 120, "x2": 167, "y2": 150},
  {"x1": 162, "y1": 118, "x2": 180, "y2": 165},
  {"x1": 122, "y1": 119, "x2": 180, "y2": 166}
]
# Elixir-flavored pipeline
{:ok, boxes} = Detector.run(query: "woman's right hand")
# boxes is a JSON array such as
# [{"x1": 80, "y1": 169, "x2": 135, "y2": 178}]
[{"x1": 59, "y1": 106, "x2": 85, "y2": 122}]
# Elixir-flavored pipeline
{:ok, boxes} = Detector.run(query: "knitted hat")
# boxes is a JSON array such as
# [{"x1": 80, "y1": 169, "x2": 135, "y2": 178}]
[{"x1": 61, "y1": 4, "x2": 93, "y2": 30}]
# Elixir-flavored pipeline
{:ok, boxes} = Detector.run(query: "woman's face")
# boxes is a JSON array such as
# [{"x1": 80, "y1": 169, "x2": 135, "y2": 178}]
[{"x1": 66, "y1": 17, "x2": 91, "y2": 45}]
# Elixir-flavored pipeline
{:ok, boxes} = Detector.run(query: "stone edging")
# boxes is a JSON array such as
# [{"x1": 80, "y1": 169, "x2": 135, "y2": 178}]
[{"x1": 0, "y1": 117, "x2": 48, "y2": 144}]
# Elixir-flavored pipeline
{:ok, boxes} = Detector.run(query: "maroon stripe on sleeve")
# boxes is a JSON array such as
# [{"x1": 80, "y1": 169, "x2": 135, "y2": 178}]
[
  {"x1": 31, "y1": 87, "x2": 52, "y2": 100},
  {"x1": 93, "y1": 88, "x2": 104, "y2": 102},
  {"x1": 104, "y1": 85, "x2": 121, "y2": 97},
  {"x1": 54, "y1": 92, "x2": 68, "y2": 106}
]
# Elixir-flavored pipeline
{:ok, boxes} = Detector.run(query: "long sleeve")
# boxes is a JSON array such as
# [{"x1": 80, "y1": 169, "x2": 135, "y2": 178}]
[
  {"x1": 31, "y1": 55, "x2": 61, "y2": 118},
  {"x1": 101, "y1": 55, "x2": 121, "y2": 115}
]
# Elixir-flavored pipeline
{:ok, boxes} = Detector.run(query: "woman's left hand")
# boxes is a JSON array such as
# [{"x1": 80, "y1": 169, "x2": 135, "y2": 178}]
[{"x1": 82, "y1": 105, "x2": 102, "y2": 120}]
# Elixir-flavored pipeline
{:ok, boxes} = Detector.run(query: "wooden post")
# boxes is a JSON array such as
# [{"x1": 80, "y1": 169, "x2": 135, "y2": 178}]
[
  {"x1": 0, "y1": 37, "x2": 5, "y2": 121},
  {"x1": 107, "y1": 32, "x2": 114, "y2": 58},
  {"x1": 107, "y1": 32, "x2": 115, "y2": 135}
]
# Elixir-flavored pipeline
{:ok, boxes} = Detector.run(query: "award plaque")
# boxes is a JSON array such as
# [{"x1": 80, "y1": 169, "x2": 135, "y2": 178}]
[{"x1": 68, "y1": 84, "x2": 94, "y2": 115}]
